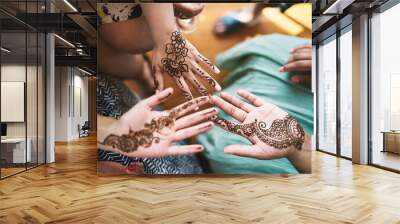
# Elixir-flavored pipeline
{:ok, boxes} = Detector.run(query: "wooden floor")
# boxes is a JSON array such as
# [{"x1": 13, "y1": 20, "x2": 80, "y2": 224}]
[{"x1": 0, "y1": 135, "x2": 400, "y2": 223}]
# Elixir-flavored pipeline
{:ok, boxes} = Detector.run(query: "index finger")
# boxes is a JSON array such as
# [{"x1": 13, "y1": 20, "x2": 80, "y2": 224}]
[
  {"x1": 196, "y1": 53, "x2": 221, "y2": 74},
  {"x1": 169, "y1": 96, "x2": 210, "y2": 119}
]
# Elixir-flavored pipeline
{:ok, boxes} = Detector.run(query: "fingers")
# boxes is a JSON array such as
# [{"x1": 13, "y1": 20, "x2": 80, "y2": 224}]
[
  {"x1": 279, "y1": 60, "x2": 311, "y2": 72},
  {"x1": 236, "y1": 90, "x2": 264, "y2": 107},
  {"x1": 210, "y1": 116, "x2": 254, "y2": 141},
  {"x1": 152, "y1": 65, "x2": 164, "y2": 92},
  {"x1": 173, "y1": 121, "x2": 214, "y2": 141},
  {"x1": 169, "y1": 96, "x2": 210, "y2": 118},
  {"x1": 192, "y1": 64, "x2": 222, "y2": 92},
  {"x1": 143, "y1": 87, "x2": 173, "y2": 108},
  {"x1": 196, "y1": 52, "x2": 221, "y2": 74},
  {"x1": 210, "y1": 95, "x2": 247, "y2": 122},
  {"x1": 287, "y1": 52, "x2": 312, "y2": 62},
  {"x1": 167, "y1": 144, "x2": 204, "y2": 156},
  {"x1": 290, "y1": 44, "x2": 311, "y2": 53},
  {"x1": 185, "y1": 72, "x2": 209, "y2": 96},
  {"x1": 174, "y1": 76, "x2": 193, "y2": 101},
  {"x1": 220, "y1": 92, "x2": 253, "y2": 113},
  {"x1": 224, "y1": 145, "x2": 260, "y2": 158},
  {"x1": 175, "y1": 107, "x2": 218, "y2": 130}
]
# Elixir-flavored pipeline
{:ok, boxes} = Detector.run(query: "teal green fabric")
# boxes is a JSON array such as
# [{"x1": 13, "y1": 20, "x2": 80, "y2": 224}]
[{"x1": 197, "y1": 34, "x2": 313, "y2": 174}]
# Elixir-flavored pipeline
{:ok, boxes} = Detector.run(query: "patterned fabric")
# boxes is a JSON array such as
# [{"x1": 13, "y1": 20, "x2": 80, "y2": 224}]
[
  {"x1": 98, "y1": 3, "x2": 142, "y2": 24},
  {"x1": 97, "y1": 74, "x2": 203, "y2": 174}
]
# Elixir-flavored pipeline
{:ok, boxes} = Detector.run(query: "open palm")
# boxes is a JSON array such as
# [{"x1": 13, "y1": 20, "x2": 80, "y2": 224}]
[
  {"x1": 210, "y1": 90, "x2": 305, "y2": 160},
  {"x1": 99, "y1": 88, "x2": 217, "y2": 158}
]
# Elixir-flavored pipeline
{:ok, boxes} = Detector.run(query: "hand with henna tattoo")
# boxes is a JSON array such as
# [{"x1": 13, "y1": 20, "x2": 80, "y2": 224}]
[
  {"x1": 210, "y1": 90, "x2": 311, "y2": 173},
  {"x1": 98, "y1": 88, "x2": 217, "y2": 158},
  {"x1": 151, "y1": 30, "x2": 222, "y2": 101}
]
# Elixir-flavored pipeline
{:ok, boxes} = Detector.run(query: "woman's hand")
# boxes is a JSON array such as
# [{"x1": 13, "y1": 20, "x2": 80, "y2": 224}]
[
  {"x1": 152, "y1": 30, "x2": 221, "y2": 101},
  {"x1": 279, "y1": 44, "x2": 312, "y2": 87},
  {"x1": 210, "y1": 90, "x2": 310, "y2": 172},
  {"x1": 98, "y1": 88, "x2": 217, "y2": 158},
  {"x1": 141, "y1": 4, "x2": 221, "y2": 100}
]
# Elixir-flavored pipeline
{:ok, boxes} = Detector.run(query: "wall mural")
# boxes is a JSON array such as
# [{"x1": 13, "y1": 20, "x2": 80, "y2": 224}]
[{"x1": 96, "y1": 3, "x2": 313, "y2": 175}]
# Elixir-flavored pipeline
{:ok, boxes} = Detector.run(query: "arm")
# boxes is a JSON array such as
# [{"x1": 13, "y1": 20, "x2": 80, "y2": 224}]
[
  {"x1": 141, "y1": 4, "x2": 177, "y2": 45},
  {"x1": 286, "y1": 135, "x2": 311, "y2": 173}
]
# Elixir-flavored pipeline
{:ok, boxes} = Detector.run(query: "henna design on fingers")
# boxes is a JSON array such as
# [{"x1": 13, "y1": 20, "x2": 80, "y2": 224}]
[
  {"x1": 195, "y1": 68, "x2": 217, "y2": 87},
  {"x1": 161, "y1": 31, "x2": 189, "y2": 78},
  {"x1": 169, "y1": 96, "x2": 209, "y2": 118},
  {"x1": 191, "y1": 78, "x2": 209, "y2": 96},
  {"x1": 151, "y1": 65, "x2": 159, "y2": 90},
  {"x1": 210, "y1": 115, "x2": 305, "y2": 150},
  {"x1": 198, "y1": 54, "x2": 216, "y2": 71},
  {"x1": 175, "y1": 77, "x2": 192, "y2": 101},
  {"x1": 210, "y1": 115, "x2": 254, "y2": 138}
]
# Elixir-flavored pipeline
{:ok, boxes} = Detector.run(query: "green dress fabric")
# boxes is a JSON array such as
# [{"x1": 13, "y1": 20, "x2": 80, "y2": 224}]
[{"x1": 197, "y1": 34, "x2": 313, "y2": 174}]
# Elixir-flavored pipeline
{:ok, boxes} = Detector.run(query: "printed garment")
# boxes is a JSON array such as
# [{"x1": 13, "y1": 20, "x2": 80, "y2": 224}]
[
  {"x1": 97, "y1": 3, "x2": 142, "y2": 24},
  {"x1": 97, "y1": 74, "x2": 203, "y2": 174}
]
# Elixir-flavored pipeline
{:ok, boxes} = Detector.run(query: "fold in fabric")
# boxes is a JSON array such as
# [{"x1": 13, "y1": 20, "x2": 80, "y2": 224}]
[{"x1": 197, "y1": 34, "x2": 313, "y2": 174}]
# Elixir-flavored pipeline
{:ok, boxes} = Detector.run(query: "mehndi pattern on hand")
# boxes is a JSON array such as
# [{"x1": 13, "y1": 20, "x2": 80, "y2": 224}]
[{"x1": 211, "y1": 114, "x2": 305, "y2": 150}]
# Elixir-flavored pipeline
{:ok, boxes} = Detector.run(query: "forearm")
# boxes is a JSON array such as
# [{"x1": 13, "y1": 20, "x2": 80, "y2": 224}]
[
  {"x1": 287, "y1": 134, "x2": 312, "y2": 173},
  {"x1": 141, "y1": 3, "x2": 177, "y2": 46}
]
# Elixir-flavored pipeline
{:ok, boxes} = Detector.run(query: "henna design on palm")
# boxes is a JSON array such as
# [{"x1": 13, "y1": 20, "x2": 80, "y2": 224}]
[
  {"x1": 102, "y1": 116, "x2": 174, "y2": 153},
  {"x1": 101, "y1": 96, "x2": 209, "y2": 153},
  {"x1": 210, "y1": 91, "x2": 305, "y2": 151}
]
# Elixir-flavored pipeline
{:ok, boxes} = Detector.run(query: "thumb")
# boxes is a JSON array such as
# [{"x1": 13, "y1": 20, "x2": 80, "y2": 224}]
[
  {"x1": 144, "y1": 87, "x2": 173, "y2": 108},
  {"x1": 224, "y1": 145, "x2": 259, "y2": 158}
]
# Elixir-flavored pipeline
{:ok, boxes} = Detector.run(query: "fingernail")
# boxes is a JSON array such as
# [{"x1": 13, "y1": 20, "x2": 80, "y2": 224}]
[
  {"x1": 291, "y1": 76, "x2": 300, "y2": 83},
  {"x1": 215, "y1": 67, "x2": 221, "y2": 74},
  {"x1": 197, "y1": 146, "x2": 204, "y2": 150},
  {"x1": 279, "y1": 67, "x2": 285, "y2": 72},
  {"x1": 290, "y1": 48, "x2": 295, "y2": 53}
]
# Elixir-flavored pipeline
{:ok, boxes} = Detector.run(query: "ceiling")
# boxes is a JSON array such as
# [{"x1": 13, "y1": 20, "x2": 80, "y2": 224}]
[{"x1": 0, "y1": 0, "x2": 97, "y2": 72}]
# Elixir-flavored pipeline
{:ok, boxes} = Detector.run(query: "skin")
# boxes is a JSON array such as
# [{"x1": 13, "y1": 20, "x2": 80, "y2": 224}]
[
  {"x1": 153, "y1": 30, "x2": 221, "y2": 101},
  {"x1": 280, "y1": 44, "x2": 312, "y2": 87},
  {"x1": 98, "y1": 88, "x2": 218, "y2": 158},
  {"x1": 210, "y1": 90, "x2": 311, "y2": 173},
  {"x1": 98, "y1": 4, "x2": 221, "y2": 100},
  {"x1": 142, "y1": 4, "x2": 221, "y2": 100}
]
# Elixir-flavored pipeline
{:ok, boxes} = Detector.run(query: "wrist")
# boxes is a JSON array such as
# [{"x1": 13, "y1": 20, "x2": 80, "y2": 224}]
[
  {"x1": 153, "y1": 28, "x2": 181, "y2": 49},
  {"x1": 98, "y1": 119, "x2": 129, "y2": 143}
]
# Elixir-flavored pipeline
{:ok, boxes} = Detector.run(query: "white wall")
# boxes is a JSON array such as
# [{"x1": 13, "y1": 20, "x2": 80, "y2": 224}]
[
  {"x1": 1, "y1": 64, "x2": 46, "y2": 164},
  {"x1": 54, "y1": 67, "x2": 89, "y2": 141}
]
